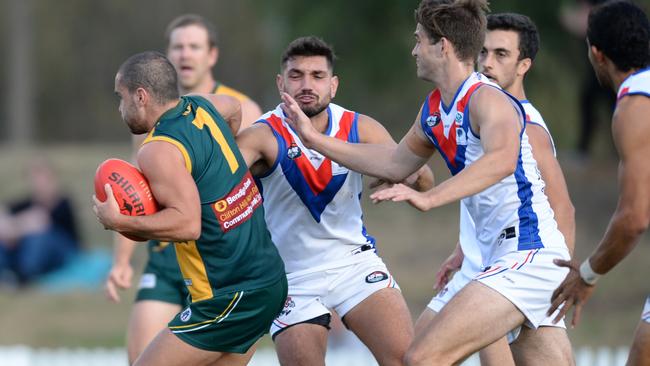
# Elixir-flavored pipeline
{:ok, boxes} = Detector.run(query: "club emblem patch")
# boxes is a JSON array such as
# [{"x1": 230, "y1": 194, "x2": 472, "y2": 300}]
[
  {"x1": 426, "y1": 113, "x2": 441, "y2": 127},
  {"x1": 365, "y1": 271, "x2": 388, "y2": 283},
  {"x1": 180, "y1": 307, "x2": 192, "y2": 322},
  {"x1": 287, "y1": 143, "x2": 302, "y2": 159}
]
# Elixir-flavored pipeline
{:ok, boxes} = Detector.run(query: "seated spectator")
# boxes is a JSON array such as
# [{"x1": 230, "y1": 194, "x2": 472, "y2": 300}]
[{"x1": 0, "y1": 158, "x2": 80, "y2": 286}]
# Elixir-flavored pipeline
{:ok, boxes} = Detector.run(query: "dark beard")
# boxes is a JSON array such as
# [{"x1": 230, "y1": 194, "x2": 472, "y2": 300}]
[{"x1": 302, "y1": 103, "x2": 328, "y2": 118}]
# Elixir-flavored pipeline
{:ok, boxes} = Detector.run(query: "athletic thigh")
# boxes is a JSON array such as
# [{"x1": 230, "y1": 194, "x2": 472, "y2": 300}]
[
  {"x1": 416, "y1": 306, "x2": 515, "y2": 366},
  {"x1": 275, "y1": 323, "x2": 329, "y2": 366},
  {"x1": 133, "y1": 328, "x2": 227, "y2": 366},
  {"x1": 344, "y1": 288, "x2": 413, "y2": 366},
  {"x1": 479, "y1": 336, "x2": 515, "y2": 366},
  {"x1": 414, "y1": 308, "x2": 437, "y2": 339},
  {"x1": 127, "y1": 300, "x2": 181, "y2": 365},
  {"x1": 628, "y1": 318, "x2": 650, "y2": 366},
  {"x1": 405, "y1": 281, "x2": 524, "y2": 366},
  {"x1": 510, "y1": 326, "x2": 574, "y2": 366}
]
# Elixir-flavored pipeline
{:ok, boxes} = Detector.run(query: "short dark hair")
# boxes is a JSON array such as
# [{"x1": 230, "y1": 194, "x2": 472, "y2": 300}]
[
  {"x1": 117, "y1": 51, "x2": 179, "y2": 104},
  {"x1": 281, "y1": 36, "x2": 337, "y2": 71},
  {"x1": 165, "y1": 14, "x2": 218, "y2": 49},
  {"x1": 587, "y1": 0, "x2": 649, "y2": 72},
  {"x1": 415, "y1": 0, "x2": 490, "y2": 62},
  {"x1": 487, "y1": 13, "x2": 540, "y2": 61}
]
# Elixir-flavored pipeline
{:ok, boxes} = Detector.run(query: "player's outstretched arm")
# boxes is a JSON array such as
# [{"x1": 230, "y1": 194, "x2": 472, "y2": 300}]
[
  {"x1": 371, "y1": 88, "x2": 521, "y2": 210},
  {"x1": 527, "y1": 124, "x2": 576, "y2": 253},
  {"x1": 94, "y1": 141, "x2": 201, "y2": 242},
  {"x1": 240, "y1": 99, "x2": 263, "y2": 131},
  {"x1": 105, "y1": 233, "x2": 136, "y2": 303},
  {"x1": 357, "y1": 114, "x2": 435, "y2": 192},
  {"x1": 235, "y1": 123, "x2": 278, "y2": 176},
  {"x1": 549, "y1": 95, "x2": 650, "y2": 327},
  {"x1": 281, "y1": 92, "x2": 431, "y2": 183}
]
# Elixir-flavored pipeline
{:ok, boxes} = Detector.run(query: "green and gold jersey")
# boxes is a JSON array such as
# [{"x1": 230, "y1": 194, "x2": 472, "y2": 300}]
[
  {"x1": 143, "y1": 95, "x2": 285, "y2": 302},
  {"x1": 213, "y1": 82, "x2": 251, "y2": 103},
  {"x1": 145, "y1": 83, "x2": 253, "y2": 262}
]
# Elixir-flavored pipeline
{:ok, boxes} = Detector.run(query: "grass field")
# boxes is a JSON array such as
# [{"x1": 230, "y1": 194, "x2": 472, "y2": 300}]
[{"x1": 0, "y1": 144, "x2": 647, "y2": 349}]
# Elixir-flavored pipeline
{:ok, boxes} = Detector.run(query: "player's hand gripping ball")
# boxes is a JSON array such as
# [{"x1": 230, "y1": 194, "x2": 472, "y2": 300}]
[{"x1": 94, "y1": 159, "x2": 158, "y2": 241}]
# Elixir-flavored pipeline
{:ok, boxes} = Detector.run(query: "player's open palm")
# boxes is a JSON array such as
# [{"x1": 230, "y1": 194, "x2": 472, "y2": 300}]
[
  {"x1": 548, "y1": 259, "x2": 596, "y2": 327},
  {"x1": 280, "y1": 92, "x2": 318, "y2": 147},
  {"x1": 369, "y1": 183, "x2": 431, "y2": 211},
  {"x1": 105, "y1": 262, "x2": 133, "y2": 303}
]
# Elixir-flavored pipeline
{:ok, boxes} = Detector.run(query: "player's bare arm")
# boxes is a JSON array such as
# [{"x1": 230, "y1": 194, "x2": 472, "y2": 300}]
[
  {"x1": 527, "y1": 124, "x2": 576, "y2": 253},
  {"x1": 371, "y1": 87, "x2": 521, "y2": 210},
  {"x1": 550, "y1": 95, "x2": 650, "y2": 326},
  {"x1": 105, "y1": 235, "x2": 136, "y2": 303},
  {"x1": 357, "y1": 113, "x2": 435, "y2": 192},
  {"x1": 94, "y1": 141, "x2": 201, "y2": 242},
  {"x1": 235, "y1": 123, "x2": 279, "y2": 176},
  {"x1": 191, "y1": 94, "x2": 242, "y2": 135},
  {"x1": 240, "y1": 99, "x2": 263, "y2": 130},
  {"x1": 281, "y1": 92, "x2": 431, "y2": 183}
]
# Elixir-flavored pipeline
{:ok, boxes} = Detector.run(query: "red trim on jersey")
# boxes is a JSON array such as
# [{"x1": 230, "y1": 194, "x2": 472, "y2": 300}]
[
  {"x1": 265, "y1": 112, "x2": 355, "y2": 195},
  {"x1": 426, "y1": 83, "x2": 482, "y2": 168},
  {"x1": 618, "y1": 86, "x2": 630, "y2": 100}
]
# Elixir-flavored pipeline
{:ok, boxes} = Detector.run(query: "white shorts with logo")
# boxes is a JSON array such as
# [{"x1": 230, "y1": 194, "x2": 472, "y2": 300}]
[
  {"x1": 642, "y1": 296, "x2": 650, "y2": 324},
  {"x1": 427, "y1": 247, "x2": 568, "y2": 340},
  {"x1": 475, "y1": 246, "x2": 570, "y2": 329},
  {"x1": 270, "y1": 251, "x2": 399, "y2": 337}
]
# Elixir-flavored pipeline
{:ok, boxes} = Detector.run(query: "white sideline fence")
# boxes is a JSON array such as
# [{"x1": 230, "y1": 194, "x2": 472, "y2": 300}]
[{"x1": 0, "y1": 345, "x2": 631, "y2": 366}]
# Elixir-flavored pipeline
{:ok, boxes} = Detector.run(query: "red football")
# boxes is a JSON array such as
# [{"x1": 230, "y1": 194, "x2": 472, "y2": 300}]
[{"x1": 94, "y1": 158, "x2": 158, "y2": 241}]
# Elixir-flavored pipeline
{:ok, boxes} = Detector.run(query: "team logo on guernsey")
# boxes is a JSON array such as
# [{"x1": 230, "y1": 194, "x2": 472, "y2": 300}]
[
  {"x1": 426, "y1": 112, "x2": 441, "y2": 127},
  {"x1": 365, "y1": 271, "x2": 388, "y2": 283},
  {"x1": 455, "y1": 112, "x2": 463, "y2": 125},
  {"x1": 456, "y1": 128, "x2": 467, "y2": 145},
  {"x1": 180, "y1": 307, "x2": 192, "y2": 322},
  {"x1": 287, "y1": 143, "x2": 302, "y2": 159}
]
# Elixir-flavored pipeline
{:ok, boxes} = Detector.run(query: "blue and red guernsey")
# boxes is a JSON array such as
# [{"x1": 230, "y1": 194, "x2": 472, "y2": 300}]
[
  {"x1": 255, "y1": 103, "x2": 376, "y2": 274},
  {"x1": 419, "y1": 72, "x2": 567, "y2": 266},
  {"x1": 617, "y1": 67, "x2": 650, "y2": 102}
]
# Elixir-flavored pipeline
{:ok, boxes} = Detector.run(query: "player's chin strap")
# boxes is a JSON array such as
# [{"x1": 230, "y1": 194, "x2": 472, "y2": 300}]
[{"x1": 579, "y1": 258, "x2": 601, "y2": 285}]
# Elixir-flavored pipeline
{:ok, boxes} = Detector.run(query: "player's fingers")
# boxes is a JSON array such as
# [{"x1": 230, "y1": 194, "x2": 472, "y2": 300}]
[
  {"x1": 553, "y1": 295, "x2": 574, "y2": 324},
  {"x1": 105, "y1": 280, "x2": 120, "y2": 303},
  {"x1": 114, "y1": 273, "x2": 130, "y2": 288},
  {"x1": 104, "y1": 183, "x2": 113, "y2": 197},
  {"x1": 572, "y1": 303, "x2": 583, "y2": 328},
  {"x1": 553, "y1": 259, "x2": 574, "y2": 270},
  {"x1": 548, "y1": 287, "x2": 566, "y2": 315}
]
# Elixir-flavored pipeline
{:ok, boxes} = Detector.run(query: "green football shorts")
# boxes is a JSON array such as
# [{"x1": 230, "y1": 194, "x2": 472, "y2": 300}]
[
  {"x1": 168, "y1": 277, "x2": 288, "y2": 353},
  {"x1": 135, "y1": 242, "x2": 188, "y2": 306}
]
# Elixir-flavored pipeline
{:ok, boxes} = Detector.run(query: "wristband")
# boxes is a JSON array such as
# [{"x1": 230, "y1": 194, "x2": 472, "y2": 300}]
[{"x1": 579, "y1": 259, "x2": 601, "y2": 285}]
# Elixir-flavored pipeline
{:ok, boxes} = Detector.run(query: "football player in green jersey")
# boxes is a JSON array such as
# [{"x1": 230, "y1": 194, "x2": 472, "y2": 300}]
[{"x1": 96, "y1": 51, "x2": 286, "y2": 366}]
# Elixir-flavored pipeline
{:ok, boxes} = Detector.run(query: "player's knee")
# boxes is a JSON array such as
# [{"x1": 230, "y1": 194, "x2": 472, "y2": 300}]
[{"x1": 404, "y1": 346, "x2": 449, "y2": 366}]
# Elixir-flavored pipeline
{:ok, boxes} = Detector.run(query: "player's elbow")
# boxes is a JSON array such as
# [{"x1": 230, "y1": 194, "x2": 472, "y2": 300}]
[
  {"x1": 618, "y1": 209, "x2": 650, "y2": 237},
  {"x1": 174, "y1": 219, "x2": 201, "y2": 241},
  {"x1": 186, "y1": 222, "x2": 202, "y2": 241},
  {"x1": 496, "y1": 153, "x2": 517, "y2": 179}
]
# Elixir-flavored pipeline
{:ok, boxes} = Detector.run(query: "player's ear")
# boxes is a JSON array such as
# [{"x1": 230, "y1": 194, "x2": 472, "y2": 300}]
[
  {"x1": 330, "y1": 75, "x2": 339, "y2": 98},
  {"x1": 517, "y1": 58, "x2": 532, "y2": 77},
  {"x1": 209, "y1": 46, "x2": 218, "y2": 68},
  {"x1": 589, "y1": 45, "x2": 606, "y2": 66},
  {"x1": 135, "y1": 87, "x2": 148, "y2": 106},
  {"x1": 276, "y1": 74, "x2": 284, "y2": 95}
]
